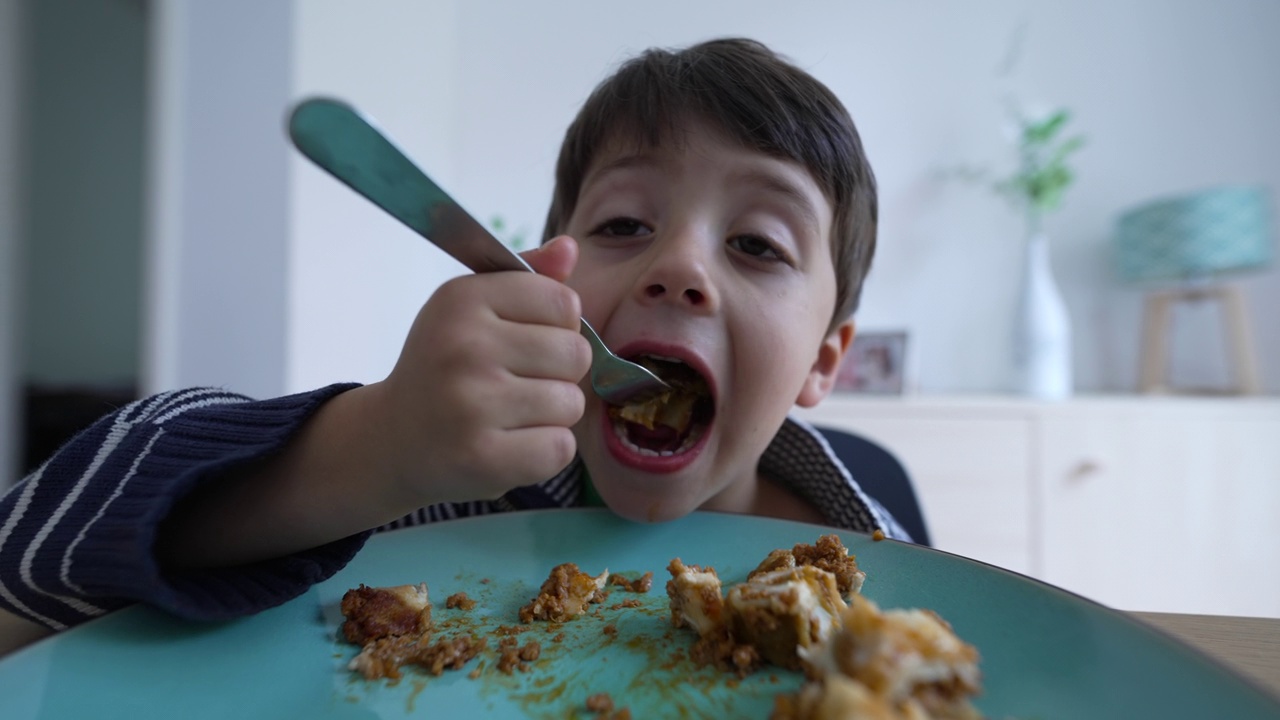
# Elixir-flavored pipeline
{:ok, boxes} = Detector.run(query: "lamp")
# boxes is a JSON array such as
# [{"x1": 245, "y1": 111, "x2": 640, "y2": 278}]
[{"x1": 1113, "y1": 185, "x2": 1274, "y2": 394}]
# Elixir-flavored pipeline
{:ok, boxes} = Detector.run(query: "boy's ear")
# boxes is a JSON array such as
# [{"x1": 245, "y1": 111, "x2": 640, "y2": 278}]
[{"x1": 795, "y1": 319, "x2": 855, "y2": 408}]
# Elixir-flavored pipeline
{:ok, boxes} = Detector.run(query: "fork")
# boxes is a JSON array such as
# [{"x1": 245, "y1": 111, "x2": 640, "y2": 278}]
[{"x1": 287, "y1": 97, "x2": 669, "y2": 404}]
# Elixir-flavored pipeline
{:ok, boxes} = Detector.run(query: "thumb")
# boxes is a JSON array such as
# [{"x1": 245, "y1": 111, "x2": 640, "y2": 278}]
[{"x1": 520, "y1": 235, "x2": 579, "y2": 282}]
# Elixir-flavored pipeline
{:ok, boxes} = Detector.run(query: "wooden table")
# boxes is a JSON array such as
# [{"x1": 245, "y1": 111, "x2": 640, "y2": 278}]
[{"x1": 1130, "y1": 611, "x2": 1280, "y2": 699}]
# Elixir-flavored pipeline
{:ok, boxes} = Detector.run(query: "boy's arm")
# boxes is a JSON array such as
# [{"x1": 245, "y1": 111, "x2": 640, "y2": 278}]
[
  {"x1": 0, "y1": 385, "x2": 367, "y2": 631},
  {"x1": 158, "y1": 237, "x2": 592, "y2": 571},
  {"x1": 156, "y1": 382, "x2": 407, "y2": 568},
  {"x1": 0, "y1": 239, "x2": 589, "y2": 632}
]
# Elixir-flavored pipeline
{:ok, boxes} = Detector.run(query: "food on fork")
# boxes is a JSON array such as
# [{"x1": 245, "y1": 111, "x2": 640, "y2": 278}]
[
  {"x1": 609, "y1": 357, "x2": 711, "y2": 435},
  {"x1": 339, "y1": 583, "x2": 432, "y2": 644},
  {"x1": 519, "y1": 562, "x2": 610, "y2": 623}
]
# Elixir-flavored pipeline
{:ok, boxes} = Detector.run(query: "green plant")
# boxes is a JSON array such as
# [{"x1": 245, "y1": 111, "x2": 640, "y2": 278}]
[
  {"x1": 995, "y1": 107, "x2": 1086, "y2": 228},
  {"x1": 488, "y1": 214, "x2": 529, "y2": 251},
  {"x1": 952, "y1": 105, "x2": 1086, "y2": 235}
]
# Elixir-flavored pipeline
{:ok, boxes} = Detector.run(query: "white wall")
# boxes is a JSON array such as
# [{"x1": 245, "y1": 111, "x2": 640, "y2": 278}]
[
  {"x1": 442, "y1": 0, "x2": 1280, "y2": 394},
  {"x1": 286, "y1": 0, "x2": 468, "y2": 392},
  {"x1": 0, "y1": 0, "x2": 23, "y2": 484},
  {"x1": 144, "y1": 0, "x2": 292, "y2": 398},
  {"x1": 142, "y1": 0, "x2": 1279, "y2": 397}
]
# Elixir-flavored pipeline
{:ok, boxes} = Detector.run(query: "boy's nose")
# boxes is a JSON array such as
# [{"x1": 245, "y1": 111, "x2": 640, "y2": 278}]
[
  {"x1": 643, "y1": 282, "x2": 707, "y2": 306},
  {"x1": 634, "y1": 237, "x2": 719, "y2": 314}
]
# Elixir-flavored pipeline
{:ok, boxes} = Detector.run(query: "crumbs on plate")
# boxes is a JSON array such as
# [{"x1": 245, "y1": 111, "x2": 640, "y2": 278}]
[{"x1": 338, "y1": 536, "x2": 986, "y2": 719}]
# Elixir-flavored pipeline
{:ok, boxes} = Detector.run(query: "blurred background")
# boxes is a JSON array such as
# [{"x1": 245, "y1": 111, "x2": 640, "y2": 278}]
[{"x1": 1, "y1": 0, "x2": 1278, "y2": 483}]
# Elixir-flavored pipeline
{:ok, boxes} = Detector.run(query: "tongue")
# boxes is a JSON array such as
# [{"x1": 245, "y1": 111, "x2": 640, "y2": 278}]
[{"x1": 625, "y1": 421, "x2": 686, "y2": 453}]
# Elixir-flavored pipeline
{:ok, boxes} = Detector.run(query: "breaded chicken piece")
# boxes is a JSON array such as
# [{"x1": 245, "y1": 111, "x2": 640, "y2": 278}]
[
  {"x1": 519, "y1": 563, "x2": 609, "y2": 623},
  {"x1": 665, "y1": 558, "x2": 726, "y2": 637},
  {"x1": 797, "y1": 595, "x2": 983, "y2": 719},
  {"x1": 339, "y1": 583, "x2": 432, "y2": 645},
  {"x1": 749, "y1": 534, "x2": 866, "y2": 599},
  {"x1": 726, "y1": 565, "x2": 849, "y2": 671}
]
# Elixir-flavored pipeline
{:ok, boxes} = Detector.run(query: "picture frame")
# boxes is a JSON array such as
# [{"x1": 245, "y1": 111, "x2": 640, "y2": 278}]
[{"x1": 834, "y1": 330, "x2": 908, "y2": 395}]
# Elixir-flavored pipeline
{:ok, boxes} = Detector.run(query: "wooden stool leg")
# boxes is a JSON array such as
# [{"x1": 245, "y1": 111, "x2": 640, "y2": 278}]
[
  {"x1": 1220, "y1": 284, "x2": 1262, "y2": 394},
  {"x1": 1139, "y1": 292, "x2": 1174, "y2": 393}
]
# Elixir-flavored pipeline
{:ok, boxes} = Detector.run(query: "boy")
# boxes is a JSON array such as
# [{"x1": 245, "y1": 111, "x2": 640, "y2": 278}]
[{"x1": 0, "y1": 37, "x2": 904, "y2": 641}]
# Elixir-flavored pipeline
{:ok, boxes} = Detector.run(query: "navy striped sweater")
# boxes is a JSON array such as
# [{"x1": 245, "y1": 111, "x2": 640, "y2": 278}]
[{"x1": 0, "y1": 384, "x2": 903, "y2": 631}]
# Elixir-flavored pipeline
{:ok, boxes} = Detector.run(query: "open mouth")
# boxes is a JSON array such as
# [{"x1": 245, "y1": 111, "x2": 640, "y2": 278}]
[{"x1": 606, "y1": 355, "x2": 715, "y2": 457}]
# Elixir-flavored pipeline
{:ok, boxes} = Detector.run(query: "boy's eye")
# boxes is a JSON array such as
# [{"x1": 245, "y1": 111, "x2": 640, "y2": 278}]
[
  {"x1": 592, "y1": 217, "x2": 650, "y2": 238},
  {"x1": 729, "y1": 235, "x2": 789, "y2": 263}
]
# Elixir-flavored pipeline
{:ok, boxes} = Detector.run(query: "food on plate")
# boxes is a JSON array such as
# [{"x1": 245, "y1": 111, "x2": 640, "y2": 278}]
[
  {"x1": 585, "y1": 691, "x2": 633, "y2": 719},
  {"x1": 339, "y1": 582, "x2": 485, "y2": 680},
  {"x1": 773, "y1": 673, "x2": 925, "y2": 720},
  {"x1": 446, "y1": 591, "x2": 477, "y2": 610},
  {"x1": 748, "y1": 534, "x2": 866, "y2": 599},
  {"x1": 336, "y1": 533, "x2": 985, "y2": 719},
  {"x1": 788, "y1": 595, "x2": 983, "y2": 720},
  {"x1": 519, "y1": 562, "x2": 609, "y2": 623},
  {"x1": 668, "y1": 535, "x2": 985, "y2": 719},
  {"x1": 609, "y1": 571, "x2": 655, "y2": 593},
  {"x1": 348, "y1": 633, "x2": 487, "y2": 681},
  {"x1": 339, "y1": 583, "x2": 432, "y2": 644},
  {"x1": 667, "y1": 537, "x2": 860, "y2": 675},
  {"x1": 608, "y1": 357, "x2": 711, "y2": 434},
  {"x1": 665, "y1": 558, "x2": 726, "y2": 638},
  {"x1": 726, "y1": 565, "x2": 849, "y2": 670},
  {"x1": 339, "y1": 564, "x2": 618, "y2": 684},
  {"x1": 496, "y1": 636, "x2": 542, "y2": 674},
  {"x1": 585, "y1": 692, "x2": 615, "y2": 712}
]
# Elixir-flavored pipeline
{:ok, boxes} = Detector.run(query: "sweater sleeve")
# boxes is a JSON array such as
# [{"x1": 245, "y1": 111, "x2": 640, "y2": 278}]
[{"x1": 0, "y1": 384, "x2": 372, "y2": 631}]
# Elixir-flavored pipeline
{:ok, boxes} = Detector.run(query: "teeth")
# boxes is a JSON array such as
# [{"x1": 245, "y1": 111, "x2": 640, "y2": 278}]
[{"x1": 611, "y1": 416, "x2": 705, "y2": 457}]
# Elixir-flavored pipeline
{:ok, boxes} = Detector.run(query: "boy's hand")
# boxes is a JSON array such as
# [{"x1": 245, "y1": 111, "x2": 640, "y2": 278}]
[
  {"x1": 374, "y1": 235, "x2": 592, "y2": 507},
  {"x1": 156, "y1": 238, "x2": 590, "y2": 570}
]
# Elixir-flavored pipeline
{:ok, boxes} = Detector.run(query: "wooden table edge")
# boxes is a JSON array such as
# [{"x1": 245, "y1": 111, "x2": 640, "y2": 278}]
[{"x1": 1128, "y1": 610, "x2": 1280, "y2": 700}]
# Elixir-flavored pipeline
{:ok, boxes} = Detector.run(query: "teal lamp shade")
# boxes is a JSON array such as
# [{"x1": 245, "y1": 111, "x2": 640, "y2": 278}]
[{"x1": 1113, "y1": 185, "x2": 1275, "y2": 283}]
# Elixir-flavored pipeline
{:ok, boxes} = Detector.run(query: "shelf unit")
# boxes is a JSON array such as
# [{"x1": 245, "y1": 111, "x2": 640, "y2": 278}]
[{"x1": 793, "y1": 394, "x2": 1280, "y2": 617}]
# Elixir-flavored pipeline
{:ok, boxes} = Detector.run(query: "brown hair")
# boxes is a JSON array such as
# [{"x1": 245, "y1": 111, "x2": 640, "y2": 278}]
[{"x1": 543, "y1": 37, "x2": 878, "y2": 327}]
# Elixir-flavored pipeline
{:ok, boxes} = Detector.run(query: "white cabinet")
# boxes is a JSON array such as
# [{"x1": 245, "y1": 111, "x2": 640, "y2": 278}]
[
  {"x1": 793, "y1": 399, "x2": 1036, "y2": 575},
  {"x1": 1036, "y1": 401, "x2": 1280, "y2": 617},
  {"x1": 792, "y1": 395, "x2": 1280, "y2": 617}
]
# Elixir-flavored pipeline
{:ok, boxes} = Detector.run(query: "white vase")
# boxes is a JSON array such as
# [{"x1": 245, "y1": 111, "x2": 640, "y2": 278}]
[{"x1": 1014, "y1": 231, "x2": 1073, "y2": 399}]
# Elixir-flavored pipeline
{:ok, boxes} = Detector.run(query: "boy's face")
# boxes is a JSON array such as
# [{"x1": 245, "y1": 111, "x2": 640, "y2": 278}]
[{"x1": 562, "y1": 119, "x2": 853, "y2": 522}]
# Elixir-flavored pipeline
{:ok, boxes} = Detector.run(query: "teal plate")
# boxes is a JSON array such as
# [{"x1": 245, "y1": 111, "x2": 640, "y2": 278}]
[{"x1": 2, "y1": 509, "x2": 1278, "y2": 718}]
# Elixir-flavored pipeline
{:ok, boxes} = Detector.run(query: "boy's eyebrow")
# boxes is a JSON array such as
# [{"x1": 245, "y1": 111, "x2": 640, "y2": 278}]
[
  {"x1": 584, "y1": 152, "x2": 659, "y2": 185},
  {"x1": 732, "y1": 168, "x2": 821, "y2": 234}
]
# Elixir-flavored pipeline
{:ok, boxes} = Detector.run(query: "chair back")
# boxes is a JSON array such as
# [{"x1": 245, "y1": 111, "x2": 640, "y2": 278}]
[{"x1": 815, "y1": 426, "x2": 931, "y2": 546}]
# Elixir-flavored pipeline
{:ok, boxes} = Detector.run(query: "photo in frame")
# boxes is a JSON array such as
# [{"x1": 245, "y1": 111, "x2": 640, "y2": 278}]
[{"x1": 834, "y1": 331, "x2": 908, "y2": 394}]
